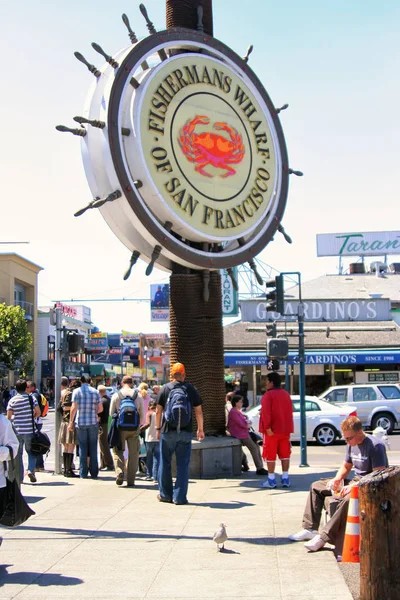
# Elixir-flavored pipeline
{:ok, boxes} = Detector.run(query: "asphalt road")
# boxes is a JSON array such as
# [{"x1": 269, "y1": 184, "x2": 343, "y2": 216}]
[{"x1": 41, "y1": 409, "x2": 400, "y2": 470}]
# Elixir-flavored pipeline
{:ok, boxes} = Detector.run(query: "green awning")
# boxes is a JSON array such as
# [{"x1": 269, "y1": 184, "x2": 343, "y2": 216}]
[
  {"x1": 105, "y1": 369, "x2": 116, "y2": 378},
  {"x1": 89, "y1": 364, "x2": 105, "y2": 376}
]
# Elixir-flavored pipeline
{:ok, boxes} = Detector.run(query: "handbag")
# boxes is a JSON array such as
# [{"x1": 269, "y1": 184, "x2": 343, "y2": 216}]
[
  {"x1": 249, "y1": 428, "x2": 263, "y2": 446},
  {"x1": 29, "y1": 396, "x2": 51, "y2": 457},
  {"x1": 108, "y1": 413, "x2": 122, "y2": 450},
  {"x1": 0, "y1": 446, "x2": 35, "y2": 527}
]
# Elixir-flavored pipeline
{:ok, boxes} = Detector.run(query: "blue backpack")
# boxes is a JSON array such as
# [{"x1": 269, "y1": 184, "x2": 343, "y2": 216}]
[
  {"x1": 164, "y1": 383, "x2": 191, "y2": 431},
  {"x1": 117, "y1": 390, "x2": 139, "y2": 431}
]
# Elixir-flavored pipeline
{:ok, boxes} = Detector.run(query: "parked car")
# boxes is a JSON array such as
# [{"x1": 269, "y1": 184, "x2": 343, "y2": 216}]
[
  {"x1": 246, "y1": 396, "x2": 357, "y2": 446},
  {"x1": 319, "y1": 384, "x2": 400, "y2": 434}
]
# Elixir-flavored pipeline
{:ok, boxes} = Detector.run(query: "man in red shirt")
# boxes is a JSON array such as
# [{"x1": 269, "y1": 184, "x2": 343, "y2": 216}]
[{"x1": 259, "y1": 372, "x2": 294, "y2": 489}]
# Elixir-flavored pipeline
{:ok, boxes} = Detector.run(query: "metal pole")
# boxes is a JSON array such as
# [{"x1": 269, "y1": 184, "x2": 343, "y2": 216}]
[
  {"x1": 54, "y1": 307, "x2": 62, "y2": 474},
  {"x1": 298, "y1": 300, "x2": 309, "y2": 467},
  {"x1": 252, "y1": 365, "x2": 257, "y2": 407},
  {"x1": 285, "y1": 360, "x2": 290, "y2": 392}
]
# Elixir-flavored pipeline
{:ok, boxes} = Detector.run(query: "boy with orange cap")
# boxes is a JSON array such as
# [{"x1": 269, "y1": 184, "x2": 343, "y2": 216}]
[{"x1": 155, "y1": 363, "x2": 204, "y2": 504}]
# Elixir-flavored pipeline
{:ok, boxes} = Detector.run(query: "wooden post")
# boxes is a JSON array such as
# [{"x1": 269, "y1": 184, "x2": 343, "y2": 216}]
[{"x1": 359, "y1": 466, "x2": 400, "y2": 600}]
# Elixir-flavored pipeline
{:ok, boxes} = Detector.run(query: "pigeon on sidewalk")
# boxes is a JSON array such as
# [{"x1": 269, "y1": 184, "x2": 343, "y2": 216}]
[{"x1": 213, "y1": 523, "x2": 228, "y2": 552}]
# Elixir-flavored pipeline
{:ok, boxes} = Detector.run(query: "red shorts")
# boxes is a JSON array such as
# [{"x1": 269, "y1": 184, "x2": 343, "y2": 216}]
[{"x1": 262, "y1": 433, "x2": 291, "y2": 461}]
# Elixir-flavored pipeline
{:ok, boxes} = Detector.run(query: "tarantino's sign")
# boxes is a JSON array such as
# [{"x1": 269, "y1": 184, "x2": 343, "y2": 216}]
[
  {"x1": 138, "y1": 55, "x2": 278, "y2": 239},
  {"x1": 317, "y1": 231, "x2": 400, "y2": 257}
]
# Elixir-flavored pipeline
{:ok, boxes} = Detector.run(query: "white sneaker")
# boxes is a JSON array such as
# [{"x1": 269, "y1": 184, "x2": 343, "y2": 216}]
[
  {"x1": 289, "y1": 528, "x2": 318, "y2": 542},
  {"x1": 261, "y1": 477, "x2": 277, "y2": 489},
  {"x1": 304, "y1": 534, "x2": 326, "y2": 552}
]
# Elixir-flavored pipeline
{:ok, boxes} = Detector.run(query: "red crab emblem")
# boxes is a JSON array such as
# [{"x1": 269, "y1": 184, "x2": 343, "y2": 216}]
[{"x1": 178, "y1": 115, "x2": 245, "y2": 178}]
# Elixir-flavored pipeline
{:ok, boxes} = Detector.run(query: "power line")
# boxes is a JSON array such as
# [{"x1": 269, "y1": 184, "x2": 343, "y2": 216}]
[{"x1": 52, "y1": 298, "x2": 151, "y2": 303}]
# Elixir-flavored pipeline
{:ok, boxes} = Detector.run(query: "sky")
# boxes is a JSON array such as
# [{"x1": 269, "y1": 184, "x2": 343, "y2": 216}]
[{"x1": 1, "y1": 0, "x2": 399, "y2": 334}]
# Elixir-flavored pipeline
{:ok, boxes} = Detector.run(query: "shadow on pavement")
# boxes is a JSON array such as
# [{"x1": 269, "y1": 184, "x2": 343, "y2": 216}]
[
  {"x1": 238, "y1": 470, "x2": 335, "y2": 492},
  {"x1": 24, "y1": 481, "x2": 70, "y2": 487},
  {"x1": 0, "y1": 565, "x2": 82, "y2": 586},
  {"x1": 192, "y1": 501, "x2": 255, "y2": 509},
  {"x1": 13, "y1": 524, "x2": 297, "y2": 547},
  {"x1": 23, "y1": 496, "x2": 46, "y2": 504}
]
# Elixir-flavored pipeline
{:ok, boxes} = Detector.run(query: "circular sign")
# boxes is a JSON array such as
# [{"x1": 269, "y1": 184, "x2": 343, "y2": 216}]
[
  {"x1": 133, "y1": 53, "x2": 279, "y2": 242},
  {"x1": 80, "y1": 29, "x2": 290, "y2": 271}
]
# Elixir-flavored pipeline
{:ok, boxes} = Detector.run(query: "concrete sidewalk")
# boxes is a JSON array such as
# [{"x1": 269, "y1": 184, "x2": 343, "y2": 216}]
[{"x1": 0, "y1": 445, "x2": 353, "y2": 600}]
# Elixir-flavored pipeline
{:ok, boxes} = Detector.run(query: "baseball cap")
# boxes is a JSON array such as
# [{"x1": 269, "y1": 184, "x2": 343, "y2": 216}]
[{"x1": 171, "y1": 362, "x2": 186, "y2": 377}]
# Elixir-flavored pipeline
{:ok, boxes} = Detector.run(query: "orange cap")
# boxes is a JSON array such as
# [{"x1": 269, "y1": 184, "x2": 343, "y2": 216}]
[{"x1": 171, "y1": 362, "x2": 186, "y2": 377}]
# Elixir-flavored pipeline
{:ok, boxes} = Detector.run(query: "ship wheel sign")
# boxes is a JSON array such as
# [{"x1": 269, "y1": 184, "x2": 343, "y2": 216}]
[{"x1": 57, "y1": 5, "x2": 300, "y2": 279}]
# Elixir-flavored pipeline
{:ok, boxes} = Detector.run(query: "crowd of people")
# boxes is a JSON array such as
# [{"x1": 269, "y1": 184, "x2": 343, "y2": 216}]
[{"x1": 0, "y1": 368, "x2": 389, "y2": 557}]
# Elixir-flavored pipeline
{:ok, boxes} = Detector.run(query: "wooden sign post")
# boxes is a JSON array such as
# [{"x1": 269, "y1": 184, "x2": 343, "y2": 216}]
[{"x1": 359, "y1": 466, "x2": 400, "y2": 600}]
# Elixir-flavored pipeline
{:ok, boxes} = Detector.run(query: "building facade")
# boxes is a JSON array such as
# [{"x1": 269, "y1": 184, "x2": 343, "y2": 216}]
[
  {"x1": 224, "y1": 269, "x2": 400, "y2": 405},
  {"x1": 38, "y1": 303, "x2": 92, "y2": 396},
  {"x1": 0, "y1": 253, "x2": 43, "y2": 382}
]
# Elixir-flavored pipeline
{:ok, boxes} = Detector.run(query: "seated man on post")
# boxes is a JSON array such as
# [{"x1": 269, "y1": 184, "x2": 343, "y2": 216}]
[{"x1": 289, "y1": 416, "x2": 388, "y2": 553}]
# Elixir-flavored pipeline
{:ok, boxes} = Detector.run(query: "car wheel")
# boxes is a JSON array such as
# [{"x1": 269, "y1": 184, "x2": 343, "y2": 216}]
[
  {"x1": 371, "y1": 413, "x2": 395, "y2": 435},
  {"x1": 314, "y1": 424, "x2": 337, "y2": 446}
]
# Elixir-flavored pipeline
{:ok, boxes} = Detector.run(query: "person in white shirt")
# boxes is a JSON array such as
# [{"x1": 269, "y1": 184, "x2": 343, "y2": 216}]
[{"x1": 0, "y1": 414, "x2": 20, "y2": 546}]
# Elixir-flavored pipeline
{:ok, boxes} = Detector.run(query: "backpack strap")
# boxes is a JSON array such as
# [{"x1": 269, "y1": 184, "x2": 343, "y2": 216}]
[
  {"x1": 117, "y1": 388, "x2": 138, "y2": 405},
  {"x1": 28, "y1": 395, "x2": 38, "y2": 433}
]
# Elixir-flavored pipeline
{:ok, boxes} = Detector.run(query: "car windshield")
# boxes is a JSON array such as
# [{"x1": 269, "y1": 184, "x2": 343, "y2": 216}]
[{"x1": 379, "y1": 386, "x2": 400, "y2": 399}]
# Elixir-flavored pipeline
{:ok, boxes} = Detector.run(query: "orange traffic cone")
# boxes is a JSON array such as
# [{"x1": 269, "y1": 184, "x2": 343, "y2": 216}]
[{"x1": 342, "y1": 485, "x2": 360, "y2": 563}]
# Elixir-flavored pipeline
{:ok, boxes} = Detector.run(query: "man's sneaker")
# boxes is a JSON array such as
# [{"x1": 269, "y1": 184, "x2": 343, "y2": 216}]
[
  {"x1": 145, "y1": 476, "x2": 153, "y2": 481},
  {"x1": 256, "y1": 468, "x2": 268, "y2": 476},
  {"x1": 261, "y1": 477, "x2": 277, "y2": 489},
  {"x1": 289, "y1": 528, "x2": 318, "y2": 542},
  {"x1": 116, "y1": 473, "x2": 124, "y2": 486},
  {"x1": 304, "y1": 534, "x2": 326, "y2": 552},
  {"x1": 27, "y1": 471, "x2": 37, "y2": 483},
  {"x1": 281, "y1": 476, "x2": 290, "y2": 488}
]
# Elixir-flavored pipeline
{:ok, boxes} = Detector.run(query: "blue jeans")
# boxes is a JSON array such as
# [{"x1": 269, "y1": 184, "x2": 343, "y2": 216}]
[
  {"x1": 17, "y1": 433, "x2": 37, "y2": 475},
  {"x1": 146, "y1": 441, "x2": 160, "y2": 481},
  {"x1": 77, "y1": 424, "x2": 99, "y2": 478},
  {"x1": 159, "y1": 430, "x2": 192, "y2": 504}
]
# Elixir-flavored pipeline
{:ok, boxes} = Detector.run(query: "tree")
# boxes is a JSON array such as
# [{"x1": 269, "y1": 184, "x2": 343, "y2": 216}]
[{"x1": 0, "y1": 303, "x2": 32, "y2": 371}]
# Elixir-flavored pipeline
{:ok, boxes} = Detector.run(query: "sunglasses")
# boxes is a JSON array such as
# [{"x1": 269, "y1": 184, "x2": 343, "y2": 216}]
[{"x1": 343, "y1": 433, "x2": 357, "y2": 442}]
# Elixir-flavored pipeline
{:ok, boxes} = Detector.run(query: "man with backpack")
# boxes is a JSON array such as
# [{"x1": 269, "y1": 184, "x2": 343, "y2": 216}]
[
  {"x1": 26, "y1": 381, "x2": 48, "y2": 471},
  {"x1": 7, "y1": 379, "x2": 41, "y2": 483},
  {"x1": 109, "y1": 375, "x2": 144, "y2": 487},
  {"x1": 155, "y1": 363, "x2": 204, "y2": 505}
]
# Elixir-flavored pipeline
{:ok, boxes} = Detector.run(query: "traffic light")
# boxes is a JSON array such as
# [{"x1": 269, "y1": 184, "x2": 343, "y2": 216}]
[
  {"x1": 68, "y1": 333, "x2": 85, "y2": 354},
  {"x1": 267, "y1": 338, "x2": 288, "y2": 358},
  {"x1": 266, "y1": 322, "x2": 277, "y2": 337},
  {"x1": 265, "y1": 274, "x2": 285, "y2": 314},
  {"x1": 267, "y1": 358, "x2": 280, "y2": 371}
]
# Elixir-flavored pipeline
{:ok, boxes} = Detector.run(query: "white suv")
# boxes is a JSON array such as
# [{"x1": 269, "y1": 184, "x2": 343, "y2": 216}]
[{"x1": 319, "y1": 384, "x2": 400, "y2": 434}]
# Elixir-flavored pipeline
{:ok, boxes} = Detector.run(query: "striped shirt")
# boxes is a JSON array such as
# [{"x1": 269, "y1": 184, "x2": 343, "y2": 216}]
[
  {"x1": 72, "y1": 384, "x2": 101, "y2": 427},
  {"x1": 7, "y1": 393, "x2": 38, "y2": 434}
]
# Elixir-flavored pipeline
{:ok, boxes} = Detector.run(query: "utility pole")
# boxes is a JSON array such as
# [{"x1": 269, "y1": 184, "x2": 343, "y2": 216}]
[
  {"x1": 278, "y1": 272, "x2": 309, "y2": 467},
  {"x1": 297, "y1": 300, "x2": 309, "y2": 467},
  {"x1": 54, "y1": 306, "x2": 62, "y2": 474}
]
